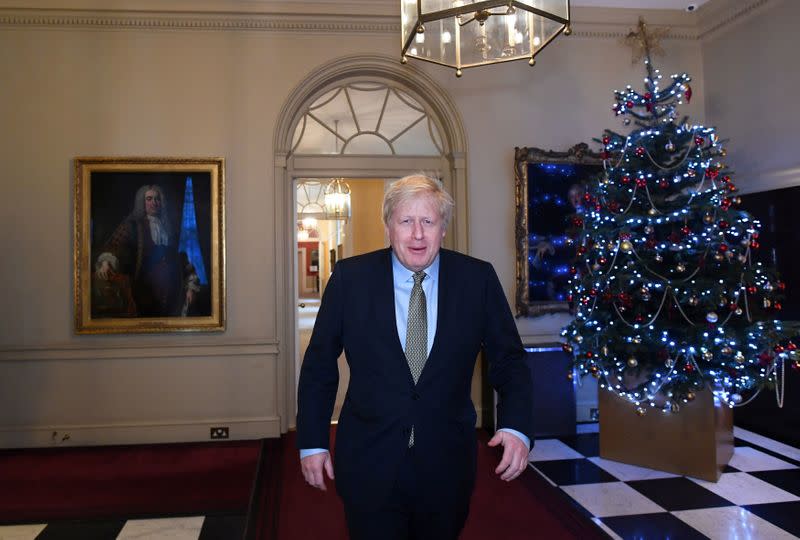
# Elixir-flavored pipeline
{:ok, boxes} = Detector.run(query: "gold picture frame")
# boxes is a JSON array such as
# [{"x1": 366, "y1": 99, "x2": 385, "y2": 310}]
[
  {"x1": 514, "y1": 143, "x2": 604, "y2": 317},
  {"x1": 74, "y1": 157, "x2": 226, "y2": 333}
]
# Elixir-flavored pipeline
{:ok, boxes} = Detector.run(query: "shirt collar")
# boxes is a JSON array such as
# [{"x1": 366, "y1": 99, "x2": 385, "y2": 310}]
[{"x1": 391, "y1": 251, "x2": 440, "y2": 285}]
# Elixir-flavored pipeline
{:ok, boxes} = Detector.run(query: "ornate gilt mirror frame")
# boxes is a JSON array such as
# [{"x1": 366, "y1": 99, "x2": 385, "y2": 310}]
[{"x1": 514, "y1": 143, "x2": 604, "y2": 317}]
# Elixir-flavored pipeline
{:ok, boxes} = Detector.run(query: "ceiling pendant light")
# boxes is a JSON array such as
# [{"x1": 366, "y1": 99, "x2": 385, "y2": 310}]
[{"x1": 401, "y1": 0, "x2": 572, "y2": 77}]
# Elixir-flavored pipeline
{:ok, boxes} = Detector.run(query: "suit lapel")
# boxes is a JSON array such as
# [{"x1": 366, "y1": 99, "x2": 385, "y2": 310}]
[{"x1": 376, "y1": 249, "x2": 409, "y2": 364}]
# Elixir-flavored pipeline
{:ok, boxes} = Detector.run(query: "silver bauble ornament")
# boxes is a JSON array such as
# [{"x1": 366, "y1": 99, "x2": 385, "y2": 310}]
[{"x1": 706, "y1": 311, "x2": 719, "y2": 323}]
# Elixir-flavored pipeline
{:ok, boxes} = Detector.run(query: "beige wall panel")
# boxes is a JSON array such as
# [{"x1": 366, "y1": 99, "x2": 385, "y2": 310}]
[{"x1": 701, "y1": 0, "x2": 799, "y2": 193}]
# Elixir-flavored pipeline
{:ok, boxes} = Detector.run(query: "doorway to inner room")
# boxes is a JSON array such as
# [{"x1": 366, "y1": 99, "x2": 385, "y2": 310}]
[{"x1": 294, "y1": 178, "x2": 388, "y2": 421}]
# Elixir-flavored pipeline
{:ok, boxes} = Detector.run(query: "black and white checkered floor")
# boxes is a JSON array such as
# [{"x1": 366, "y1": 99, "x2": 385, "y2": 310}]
[
  {"x1": 530, "y1": 423, "x2": 800, "y2": 539},
  {"x1": 0, "y1": 514, "x2": 245, "y2": 539}
]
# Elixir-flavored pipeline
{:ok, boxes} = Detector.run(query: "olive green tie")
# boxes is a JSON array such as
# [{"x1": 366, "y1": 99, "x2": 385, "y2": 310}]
[{"x1": 406, "y1": 271, "x2": 427, "y2": 446}]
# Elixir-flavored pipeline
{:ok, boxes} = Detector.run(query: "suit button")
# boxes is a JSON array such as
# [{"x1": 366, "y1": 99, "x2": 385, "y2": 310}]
[{"x1": 412, "y1": 392, "x2": 420, "y2": 401}]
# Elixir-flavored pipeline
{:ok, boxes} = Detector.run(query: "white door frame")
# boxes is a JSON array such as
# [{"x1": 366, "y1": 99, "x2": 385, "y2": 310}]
[{"x1": 273, "y1": 54, "x2": 468, "y2": 433}]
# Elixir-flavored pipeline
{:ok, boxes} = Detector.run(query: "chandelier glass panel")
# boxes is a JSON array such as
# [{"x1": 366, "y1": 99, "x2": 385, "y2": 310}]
[{"x1": 401, "y1": 0, "x2": 571, "y2": 76}]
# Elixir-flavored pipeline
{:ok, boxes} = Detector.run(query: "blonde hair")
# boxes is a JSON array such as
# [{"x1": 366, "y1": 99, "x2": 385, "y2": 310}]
[{"x1": 382, "y1": 174, "x2": 454, "y2": 228}]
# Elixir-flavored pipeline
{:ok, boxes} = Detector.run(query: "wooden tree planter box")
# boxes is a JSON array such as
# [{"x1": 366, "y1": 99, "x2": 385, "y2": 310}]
[{"x1": 599, "y1": 388, "x2": 734, "y2": 482}]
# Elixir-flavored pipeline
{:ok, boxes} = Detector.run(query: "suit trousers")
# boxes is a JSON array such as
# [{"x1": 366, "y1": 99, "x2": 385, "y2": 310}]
[{"x1": 343, "y1": 447, "x2": 470, "y2": 540}]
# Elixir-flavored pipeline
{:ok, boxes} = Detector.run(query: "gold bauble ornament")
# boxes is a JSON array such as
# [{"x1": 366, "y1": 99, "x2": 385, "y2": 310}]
[
  {"x1": 735, "y1": 352, "x2": 745, "y2": 363},
  {"x1": 636, "y1": 407, "x2": 647, "y2": 416},
  {"x1": 721, "y1": 347, "x2": 733, "y2": 355},
  {"x1": 601, "y1": 346, "x2": 609, "y2": 356},
  {"x1": 676, "y1": 263, "x2": 686, "y2": 273},
  {"x1": 714, "y1": 253, "x2": 724, "y2": 261},
  {"x1": 764, "y1": 298, "x2": 772, "y2": 308},
  {"x1": 686, "y1": 391, "x2": 696, "y2": 401},
  {"x1": 627, "y1": 356, "x2": 638, "y2": 368},
  {"x1": 620, "y1": 240, "x2": 633, "y2": 252},
  {"x1": 575, "y1": 335, "x2": 584, "y2": 343},
  {"x1": 648, "y1": 208, "x2": 658, "y2": 216},
  {"x1": 567, "y1": 371, "x2": 574, "y2": 380},
  {"x1": 703, "y1": 213, "x2": 714, "y2": 224},
  {"x1": 688, "y1": 296, "x2": 699, "y2": 306},
  {"x1": 703, "y1": 350, "x2": 713, "y2": 361},
  {"x1": 633, "y1": 335, "x2": 642, "y2": 344}
]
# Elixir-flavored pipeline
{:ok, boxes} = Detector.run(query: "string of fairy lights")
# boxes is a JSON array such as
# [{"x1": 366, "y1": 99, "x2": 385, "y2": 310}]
[{"x1": 560, "y1": 57, "x2": 796, "y2": 416}]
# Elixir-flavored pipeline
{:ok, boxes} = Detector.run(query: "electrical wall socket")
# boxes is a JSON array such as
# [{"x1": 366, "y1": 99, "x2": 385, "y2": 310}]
[{"x1": 210, "y1": 426, "x2": 229, "y2": 439}]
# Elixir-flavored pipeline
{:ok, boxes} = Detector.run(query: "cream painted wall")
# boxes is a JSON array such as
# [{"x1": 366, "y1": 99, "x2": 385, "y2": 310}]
[
  {"x1": 0, "y1": 1, "x2": 771, "y2": 446},
  {"x1": 701, "y1": 0, "x2": 800, "y2": 194}
]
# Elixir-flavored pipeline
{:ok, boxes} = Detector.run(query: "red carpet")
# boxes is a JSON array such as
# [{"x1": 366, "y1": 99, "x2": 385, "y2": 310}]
[
  {"x1": 266, "y1": 429, "x2": 604, "y2": 540},
  {"x1": 0, "y1": 440, "x2": 262, "y2": 524}
]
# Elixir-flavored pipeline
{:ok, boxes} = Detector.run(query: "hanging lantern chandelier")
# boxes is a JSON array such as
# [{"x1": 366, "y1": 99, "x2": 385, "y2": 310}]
[
  {"x1": 324, "y1": 178, "x2": 352, "y2": 221},
  {"x1": 400, "y1": 0, "x2": 571, "y2": 77}
]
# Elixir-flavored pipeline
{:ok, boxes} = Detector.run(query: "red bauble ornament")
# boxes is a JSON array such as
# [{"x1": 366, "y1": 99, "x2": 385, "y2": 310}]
[
  {"x1": 681, "y1": 226, "x2": 691, "y2": 235},
  {"x1": 659, "y1": 178, "x2": 669, "y2": 188},
  {"x1": 721, "y1": 198, "x2": 732, "y2": 210},
  {"x1": 590, "y1": 288, "x2": 598, "y2": 297},
  {"x1": 685, "y1": 85, "x2": 692, "y2": 102},
  {"x1": 602, "y1": 136, "x2": 610, "y2": 145},
  {"x1": 775, "y1": 302, "x2": 783, "y2": 311},
  {"x1": 753, "y1": 233, "x2": 759, "y2": 239},
  {"x1": 644, "y1": 92, "x2": 652, "y2": 100},
  {"x1": 626, "y1": 100, "x2": 634, "y2": 108},
  {"x1": 729, "y1": 303, "x2": 738, "y2": 311},
  {"x1": 775, "y1": 345, "x2": 786, "y2": 354},
  {"x1": 747, "y1": 285, "x2": 757, "y2": 295},
  {"x1": 570, "y1": 267, "x2": 578, "y2": 275},
  {"x1": 751, "y1": 241, "x2": 760, "y2": 249},
  {"x1": 620, "y1": 232, "x2": 631, "y2": 240},
  {"x1": 792, "y1": 362, "x2": 800, "y2": 372},
  {"x1": 635, "y1": 146, "x2": 646, "y2": 157},
  {"x1": 566, "y1": 294, "x2": 573, "y2": 303},
  {"x1": 778, "y1": 281, "x2": 786, "y2": 291},
  {"x1": 788, "y1": 342, "x2": 797, "y2": 351},
  {"x1": 685, "y1": 363, "x2": 695, "y2": 373},
  {"x1": 609, "y1": 201, "x2": 620, "y2": 212},
  {"x1": 635, "y1": 313, "x2": 645, "y2": 323},
  {"x1": 722, "y1": 175, "x2": 731, "y2": 183},
  {"x1": 585, "y1": 351, "x2": 594, "y2": 358},
  {"x1": 636, "y1": 177, "x2": 647, "y2": 187},
  {"x1": 573, "y1": 217, "x2": 584, "y2": 227},
  {"x1": 621, "y1": 175, "x2": 631, "y2": 184},
  {"x1": 695, "y1": 136, "x2": 704, "y2": 146},
  {"x1": 719, "y1": 244, "x2": 728, "y2": 252},
  {"x1": 598, "y1": 257, "x2": 608, "y2": 265},
  {"x1": 576, "y1": 246, "x2": 586, "y2": 255}
]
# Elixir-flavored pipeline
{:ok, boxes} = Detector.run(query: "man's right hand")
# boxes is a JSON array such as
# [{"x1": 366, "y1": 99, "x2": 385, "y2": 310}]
[
  {"x1": 300, "y1": 451, "x2": 334, "y2": 491},
  {"x1": 97, "y1": 260, "x2": 114, "y2": 280}
]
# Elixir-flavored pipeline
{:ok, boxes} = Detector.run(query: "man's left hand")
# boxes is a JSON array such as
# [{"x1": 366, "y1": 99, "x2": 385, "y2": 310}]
[{"x1": 488, "y1": 431, "x2": 529, "y2": 481}]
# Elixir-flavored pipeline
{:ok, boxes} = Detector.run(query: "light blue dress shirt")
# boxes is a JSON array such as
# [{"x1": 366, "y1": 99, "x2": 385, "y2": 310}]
[{"x1": 300, "y1": 252, "x2": 529, "y2": 459}]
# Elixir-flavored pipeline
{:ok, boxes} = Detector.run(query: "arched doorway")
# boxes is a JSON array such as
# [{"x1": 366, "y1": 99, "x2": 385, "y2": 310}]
[{"x1": 273, "y1": 54, "x2": 468, "y2": 432}]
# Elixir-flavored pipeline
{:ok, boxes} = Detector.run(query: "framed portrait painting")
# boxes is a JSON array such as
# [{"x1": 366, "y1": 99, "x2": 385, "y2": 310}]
[
  {"x1": 74, "y1": 157, "x2": 226, "y2": 333},
  {"x1": 514, "y1": 143, "x2": 604, "y2": 317}
]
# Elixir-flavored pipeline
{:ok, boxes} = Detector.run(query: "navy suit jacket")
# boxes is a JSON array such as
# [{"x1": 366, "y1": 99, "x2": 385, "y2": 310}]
[{"x1": 296, "y1": 248, "x2": 533, "y2": 509}]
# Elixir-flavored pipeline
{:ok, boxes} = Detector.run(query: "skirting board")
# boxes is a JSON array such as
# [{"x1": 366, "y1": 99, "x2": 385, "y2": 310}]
[{"x1": 0, "y1": 417, "x2": 280, "y2": 449}]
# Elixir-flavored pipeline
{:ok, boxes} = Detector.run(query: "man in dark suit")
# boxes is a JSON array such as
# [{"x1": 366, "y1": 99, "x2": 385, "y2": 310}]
[{"x1": 297, "y1": 175, "x2": 534, "y2": 539}]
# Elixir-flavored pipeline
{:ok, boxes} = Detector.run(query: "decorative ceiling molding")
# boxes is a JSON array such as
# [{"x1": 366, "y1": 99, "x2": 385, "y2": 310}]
[
  {"x1": 696, "y1": 0, "x2": 774, "y2": 40},
  {"x1": 0, "y1": 0, "x2": 774, "y2": 40},
  {"x1": 0, "y1": 9, "x2": 396, "y2": 33}
]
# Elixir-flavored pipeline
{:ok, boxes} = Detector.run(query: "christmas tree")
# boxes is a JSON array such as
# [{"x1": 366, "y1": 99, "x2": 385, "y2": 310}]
[{"x1": 560, "y1": 19, "x2": 797, "y2": 415}]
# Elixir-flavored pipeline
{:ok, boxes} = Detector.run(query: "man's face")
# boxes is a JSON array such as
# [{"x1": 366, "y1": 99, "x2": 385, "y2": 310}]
[
  {"x1": 385, "y1": 193, "x2": 446, "y2": 272},
  {"x1": 144, "y1": 189, "x2": 162, "y2": 216}
]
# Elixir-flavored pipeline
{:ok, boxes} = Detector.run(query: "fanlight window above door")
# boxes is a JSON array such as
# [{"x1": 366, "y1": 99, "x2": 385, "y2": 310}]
[{"x1": 292, "y1": 82, "x2": 444, "y2": 156}]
